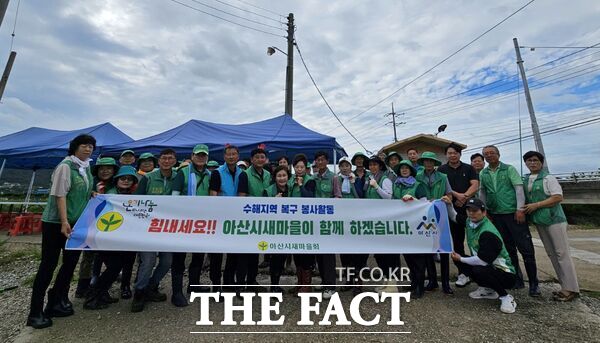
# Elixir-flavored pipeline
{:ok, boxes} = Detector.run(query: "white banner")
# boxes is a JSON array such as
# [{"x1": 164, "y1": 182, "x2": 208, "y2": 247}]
[{"x1": 66, "y1": 195, "x2": 453, "y2": 254}]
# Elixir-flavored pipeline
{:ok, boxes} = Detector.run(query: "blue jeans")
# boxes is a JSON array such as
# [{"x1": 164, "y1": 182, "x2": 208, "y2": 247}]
[{"x1": 134, "y1": 252, "x2": 173, "y2": 291}]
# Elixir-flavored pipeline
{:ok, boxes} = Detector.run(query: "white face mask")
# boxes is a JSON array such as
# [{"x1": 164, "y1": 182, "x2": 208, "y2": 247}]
[{"x1": 469, "y1": 221, "x2": 479, "y2": 229}]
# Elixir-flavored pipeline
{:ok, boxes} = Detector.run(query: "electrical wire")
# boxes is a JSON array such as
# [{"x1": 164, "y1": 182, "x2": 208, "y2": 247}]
[
  {"x1": 9, "y1": 0, "x2": 21, "y2": 52},
  {"x1": 188, "y1": 0, "x2": 284, "y2": 30},
  {"x1": 212, "y1": 0, "x2": 283, "y2": 24}
]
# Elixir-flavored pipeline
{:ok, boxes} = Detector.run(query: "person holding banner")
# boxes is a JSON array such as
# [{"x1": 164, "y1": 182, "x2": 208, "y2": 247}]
[
  {"x1": 288, "y1": 154, "x2": 317, "y2": 293},
  {"x1": 263, "y1": 165, "x2": 294, "y2": 292},
  {"x1": 237, "y1": 146, "x2": 272, "y2": 292},
  {"x1": 75, "y1": 157, "x2": 118, "y2": 299},
  {"x1": 392, "y1": 159, "x2": 428, "y2": 298},
  {"x1": 451, "y1": 198, "x2": 517, "y2": 314},
  {"x1": 131, "y1": 148, "x2": 178, "y2": 313},
  {"x1": 169, "y1": 144, "x2": 212, "y2": 307},
  {"x1": 27, "y1": 134, "x2": 96, "y2": 329},
  {"x1": 209, "y1": 145, "x2": 244, "y2": 293},
  {"x1": 416, "y1": 151, "x2": 454, "y2": 295},
  {"x1": 313, "y1": 151, "x2": 341, "y2": 299},
  {"x1": 84, "y1": 166, "x2": 139, "y2": 310}
]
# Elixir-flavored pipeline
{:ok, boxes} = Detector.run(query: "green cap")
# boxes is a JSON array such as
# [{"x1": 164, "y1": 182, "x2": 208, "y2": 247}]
[
  {"x1": 113, "y1": 166, "x2": 139, "y2": 183},
  {"x1": 92, "y1": 157, "x2": 118, "y2": 176},
  {"x1": 385, "y1": 151, "x2": 403, "y2": 165},
  {"x1": 207, "y1": 160, "x2": 219, "y2": 167},
  {"x1": 351, "y1": 152, "x2": 368, "y2": 165},
  {"x1": 120, "y1": 149, "x2": 135, "y2": 157},
  {"x1": 417, "y1": 151, "x2": 442, "y2": 166},
  {"x1": 193, "y1": 144, "x2": 209, "y2": 155},
  {"x1": 138, "y1": 152, "x2": 156, "y2": 161},
  {"x1": 393, "y1": 159, "x2": 417, "y2": 177}
]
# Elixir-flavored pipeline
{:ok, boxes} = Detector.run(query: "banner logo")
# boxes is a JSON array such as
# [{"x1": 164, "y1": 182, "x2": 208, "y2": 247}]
[
  {"x1": 96, "y1": 212, "x2": 124, "y2": 232},
  {"x1": 258, "y1": 241, "x2": 269, "y2": 251}
]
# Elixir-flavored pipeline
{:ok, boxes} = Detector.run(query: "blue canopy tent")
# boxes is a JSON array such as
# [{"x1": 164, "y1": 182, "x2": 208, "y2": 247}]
[
  {"x1": 0, "y1": 123, "x2": 133, "y2": 210},
  {"x1": 102, "y1": 114, "x2": 347, "y2": 163}
]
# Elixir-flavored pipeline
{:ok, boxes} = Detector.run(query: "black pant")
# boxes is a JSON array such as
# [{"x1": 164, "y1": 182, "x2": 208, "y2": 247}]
[
  {"x1": 490, "y1": 213, "x2": 538, "y2": 287},
  {"x1": 459, "y1": 262, "x2": 516, "y2": 296},
  {"x1": 120, "y1": 251, "x2": 136, "y2": 288},
  {"x1": 95, "y1": 251, "x2": 124, "y2": 291},
  {"x1": 316, "y1": 254, "x2": 336, "y2": 290},
  {"x1": 405, "y1": 254, "x2": 427, "y2": 289},
  {"x1": 450, "y1": 212, "x2": 467, "y2": 275},
  {"x1": 270, "y1": 254, "x2": 287, "y2": 285},
  {"x1": 294, "y1": 254, "x2": 314, "y2": 270},
  {"x1": 375, "y1": 254, "x2": 400, "y2": 278},
  {"x1": 234, "y1": 253, "x2": 259, "y2": 287},
  {"x1": 209, "y1": 253, "x2": 237, "y2": 290},
  {"x1": 425, "y1": 254, "x2": 449, "y2": 286},
  {"x1": 172, "y1": 252, "x2": 205, "y2": 284},
  {"x1": 29, "y1": 222, "x2": 82, "y2": 314}
]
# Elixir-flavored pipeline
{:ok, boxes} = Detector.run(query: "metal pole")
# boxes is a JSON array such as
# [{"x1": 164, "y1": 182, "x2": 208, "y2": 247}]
[
  {"x1": 391, "y1": 103, "x2": 397, "y2": 142},
  {"x1": 285, "y1": 13, "x2": 294, "y2": 117},
  {"x1": 333, "y1": 149, "x2": 337, "y2": 174},
  {"x1": 513, "y1": 37, "x2": 548, "y2": 171},
  {"x1": 24, "y1": 169, "x2": 35, "y2": 212},
  {"x1": 0, "y1": 0, "x2": 9, "y2": 28},
  {"x1": 0, "y1": 51, "x2": 17, "y2": 101},
  {"x1": 0, "y1": 158, "x2": 5, "y2": 180}
]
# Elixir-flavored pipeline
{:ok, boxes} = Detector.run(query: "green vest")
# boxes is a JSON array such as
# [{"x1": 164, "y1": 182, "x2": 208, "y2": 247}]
[
  {"x1": 245, "y1": 166, "x2": 271, "y2": 197},
  {"x1": 523, "y1": 171, "x2": 567, "y2": 225},
  {"x1": 314, "y1": 169, "x2": 335, "y2": 198},
  {"x1": 338, "y1": 175, "x2": 358, "y2": 199},
  {"x1": 466, "y1": 217, "x2": 515, "y2": 274},
  {"x1": 366, "y1": 173, "x2": 388, "y2": 199},
  {"x1": 288, "y1": 174, "x2": 312, "y2": 198},
  {"x1": 392, "y1": 181, "x2": 421, "y2": 199},
  {"x1": 480, "y1": 162, "x2": 517, "y2": 214},
  {"x1": 265, "y1": 184, "x2": 290, "y2": 197},
  {"x1": 416, "y1": 170, "x2": 448, "y2": 200},
  {"x1": 181, "y1": 165, "x2": 210, "y2": 196},
  {"x1": 42, "y1": 160, "x2": 93, "y2": 224},
  {"x1": 144, "y1": 168, "x2": 177, "y2": 195}
]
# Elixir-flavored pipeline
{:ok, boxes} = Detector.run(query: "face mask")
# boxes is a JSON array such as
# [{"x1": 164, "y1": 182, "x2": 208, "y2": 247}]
[{"x1": 469, "y1": 221, "x2": 479, "y2": 229}]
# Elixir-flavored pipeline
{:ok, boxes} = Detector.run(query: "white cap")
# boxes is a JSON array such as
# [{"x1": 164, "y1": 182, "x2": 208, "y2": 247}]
[
  {"x1": 338, "y1": 156, "x2": 352, "y2": 166},
  {"x1": 237, "y1": 161, "x2": 247, "y2": 167}
]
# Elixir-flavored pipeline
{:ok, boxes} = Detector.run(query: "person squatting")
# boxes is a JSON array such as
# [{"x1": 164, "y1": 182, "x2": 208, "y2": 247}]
[{"x1": 26, "y1": 134, "x2": 580, "y2": 329}]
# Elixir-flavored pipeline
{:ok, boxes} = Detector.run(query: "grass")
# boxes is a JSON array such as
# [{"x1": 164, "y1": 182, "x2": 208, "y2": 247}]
[
  {"x1": 564, "y1": 204, "x2": 600, "y2": 227},
  {"x1": 0, "y1": 242, "x2": 41, "y2": 267}
]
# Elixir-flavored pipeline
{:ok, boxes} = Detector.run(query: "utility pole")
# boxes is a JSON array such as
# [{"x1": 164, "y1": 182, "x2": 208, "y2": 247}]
[
  {"x1": 285, "y1": 13, "x2": 294, "y2": 117},
  {"x1": 513, "y1": 37, "x2": 548, "y2": 171},
  {"x1": 385, "y1": 103, "x2": 405, "y2": 142},
  {"x1": 0, "y1": 0, "x2": 9, "y2": 27}
]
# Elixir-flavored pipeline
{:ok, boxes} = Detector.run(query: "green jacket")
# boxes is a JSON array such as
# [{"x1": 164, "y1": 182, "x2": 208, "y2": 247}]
[
  {"x1": 466, "y1": 217, "x2": 515, "y2": 274},
  {"x1": 264, "y1": 184, "x2": 290, "y2": 197},
  {"x1": 181, "y1": 165, "x2": 210, "y2": 196},
  {"x1": 42, "y1": 160, "x2": 93, "y2": 224},
  {"x1": 338, "y1": 175, "x2": 359, "y2": 199},
  {"x1": 288, "y1": 174, "x2": 313, "y2": 198},
  {"x1": 144, "y1": 168, "x2": 177, "y2": 195},
  {"x1": 524, "y1": 171, "x2": 567, "y2": 225},
  {"x1": 392, "y1": 181, "x2": 427, "y2": 199},
  {"x1": 480, "y1": 162, "x2": 519, "y2": 214},
  {"x1": 314, "y1": 169, "x2": 336, "y2": 198},
  {"x1": 416, "y1": 170, "x2": 448, "y2": 200},
  {"x1": 366, "y1": 173, "x2": 388, "y2": 199},
  {"x1": 246, "y1": 166, "x2": 271, "y2": 197}
]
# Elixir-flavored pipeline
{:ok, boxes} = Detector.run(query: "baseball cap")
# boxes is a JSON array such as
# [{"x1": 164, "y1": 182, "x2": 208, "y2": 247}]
[
  {"x1": 466, "y1": 198, "x2": 486, "y2": 211},
  {"x1": 193, "y1": 144, "x2": 209, "y2": 155}
]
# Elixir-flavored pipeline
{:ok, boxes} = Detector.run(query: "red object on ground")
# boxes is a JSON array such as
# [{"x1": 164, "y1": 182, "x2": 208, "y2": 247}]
[
  {"x1": 9, "y1": 213, "x2": 35, "y2": 236},
  {"x1": 0, "y1": 212, "x2": 17, "y2": 231}
]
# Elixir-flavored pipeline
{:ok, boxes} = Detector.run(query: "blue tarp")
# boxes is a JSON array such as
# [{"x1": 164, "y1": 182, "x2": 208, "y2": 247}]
[
  {"x1": 0, "y1": 123, "x2": 133, "y2": 169},
  {"x1": 102, "y1": 115, "x2": 347, "y2": 162}
]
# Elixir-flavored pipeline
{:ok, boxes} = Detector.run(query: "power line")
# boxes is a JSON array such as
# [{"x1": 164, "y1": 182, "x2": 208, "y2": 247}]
[
  {"x1": 168, "y1": 0, "x2": 285, "y2": 38},
  {"x1": 520, "y1": 46, "x2": 600, "y2": 50},
  {"x1": 295, "y1": 40, "x2": 371, "y2": 153},
  {"x1": 9, "y1": 0, "x2": 21, "y2": 51},
  {"x1": 212, "y1": 0, "x2": 283, "y2": 24},
  {"x1": 188, "y1": 0, "x2": 284, "y2": 30},
  {"x1": 234, "y1": 0, "x2": 284, "y2": 17},
  {"x1": 335, "y1": 0, "x2": 536, "y2": 127}
]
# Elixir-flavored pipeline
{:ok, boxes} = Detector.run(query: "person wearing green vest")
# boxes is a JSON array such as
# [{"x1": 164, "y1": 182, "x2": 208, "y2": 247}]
[
  {"x1": 169, "y1": 144, "x2": 212, "y2": 307},
  {"x1": 338, "y1": 157, "x2": 359, "y2": 199},
  {"x1": 83, "y1": 166, "x2": 139, "y2": 310},
  {"x1": 136, "y1": 152, "x2": 157, "y2": 179},
  {"x1": 75, "y1": 157, "x2": 119, "y2": 299},
  {"x1": 351, "y1": 152, "x2": 369, "y2": 198},
  {"x1": 131, "y1": 148, "x2": 178, "y2": 313},
  {"x1": 480, "y1": 145, "x2": 539, "y2": 296},
  {"x1": 451, "y1": 198, "x2": 518, "y2": 314},
  {"x1": 236, "y1": 146, "x2": 272, "y2": 292},
  {"x1": 27, "y1": 134, "x2": 96, "y2": 329},
  {"x1": 313, "y1": 151, "x2": 341, "y2": 300},
  {"x1": 391, "y1": 160, "x2": 428, "y2": 298},
  {"x1": 384, "y1": 151, "x2": 402, "y2": 182},
  {"x1": 522, "y1": 151, "x2": 579, "y2": 301},
  {"x1": 119, "y1": 149, "x2": 136, "y2": 166},
  {"x1": 416, "y1": 151, "x2": 454, "y2": 295}
]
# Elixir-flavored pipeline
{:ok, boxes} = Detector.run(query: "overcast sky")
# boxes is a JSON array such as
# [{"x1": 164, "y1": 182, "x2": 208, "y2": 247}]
[{"x1": 0, "y1": 0, "x2": 599, "y2": 173}]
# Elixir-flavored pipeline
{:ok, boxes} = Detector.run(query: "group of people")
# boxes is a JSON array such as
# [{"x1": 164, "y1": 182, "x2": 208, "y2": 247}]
[{"x1": 26, "y1": 134, "x2": 580, "y2": 329}]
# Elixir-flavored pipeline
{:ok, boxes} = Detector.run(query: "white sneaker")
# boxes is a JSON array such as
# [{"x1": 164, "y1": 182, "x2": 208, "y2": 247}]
[
  {"x1": 500, "y1": 294, "x2": 517, "y2": 314},
  {"x1": 322, "y1": 290, "x2": 336, "y2": 300},
  {"x1": 455, "y1": 274, "x2": 471, "y2": 288},
  {"x1": 469, "y1": 287, "x2": 499, "y2": 299}
]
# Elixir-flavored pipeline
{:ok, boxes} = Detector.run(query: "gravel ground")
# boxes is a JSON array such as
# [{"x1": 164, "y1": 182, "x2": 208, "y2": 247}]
[{"x1": 2, "y1": 249, "x2": 599, "y2": 343}]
